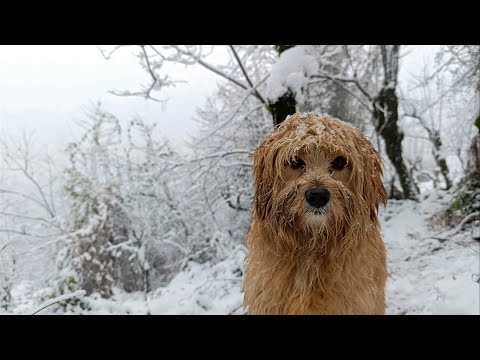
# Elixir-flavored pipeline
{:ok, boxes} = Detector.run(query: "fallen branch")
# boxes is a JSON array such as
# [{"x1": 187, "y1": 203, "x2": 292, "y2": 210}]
[
  {"x1": 228, "y1": 304, "x2": 244, "y2": 315},
  {"x1": 459, "y1": 211, "x2": 480, "y2": 231},
  {"x1": 31, "y1": 290, "x2": 87, "y2": 315},
  {"x1": 428, "y1": 211, "x2": 480, "y2": 240}
]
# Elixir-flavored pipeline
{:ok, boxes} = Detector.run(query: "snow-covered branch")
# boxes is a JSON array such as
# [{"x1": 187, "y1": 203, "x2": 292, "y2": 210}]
[
  {"x1": 103, "y1": 45, "x2": 271, "y2": 104},
  {"x1": 229, "y1": 45, "x2": 266, "y2": 104},
  {"x1": 31, "y1": 290, "x2": 86, "y2": 315}
]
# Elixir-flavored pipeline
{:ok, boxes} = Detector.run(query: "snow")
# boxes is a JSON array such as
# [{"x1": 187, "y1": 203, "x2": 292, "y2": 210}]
[
  {"x1": 384, "y1": 192, "x2": 479, "y2": 315},
  {"x1": 292, "y1": 113, "x2": 333, "y2": 140},
  {"x1": 31, "y1": 290, "x2": 86, "y2": 315},
  {"x1": 266, "y1": 46, "x2": 317, "y2": 104},
  {"x1": 34, "y1": 245, "x2": 245, "y2": 315},
  {"x1": 314, "y1": 122, "x2": 326, "y2": 135},
  {"x1": 2, "y1": 188, "x2": 478, "y2": 315},
  {"x1": 295, "y1": 123, "x2": 308, "y2": 138}
]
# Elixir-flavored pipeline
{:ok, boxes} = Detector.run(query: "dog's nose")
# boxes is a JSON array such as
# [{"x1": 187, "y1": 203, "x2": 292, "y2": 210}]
[{"x1": 305, "y1": 187, "x2": 330, "y2": 208}]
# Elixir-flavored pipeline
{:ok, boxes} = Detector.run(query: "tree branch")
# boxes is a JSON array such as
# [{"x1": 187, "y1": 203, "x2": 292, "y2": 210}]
[
  {"x1": 160, "y1": 45, "x2": 252, "y2": 92},
  {"x1": 98, "y1": 45, "x2": 127, "y2": 60},
  {"x1": 308, "y1": 76, "x2": 373, "y2": 113},
  {"x1": 403, "y1": 110, "x2": 434, "y2": 138},
  {"x1": 343, "y1": 45, "x2": 374, "y2": 101},
  {"x1": 193, "y1": 150, "x2": 252, "y2": 162},
  {"x1": 311, "y1": 70, "x2": 373, "y2": 103},
  {"x1": 195, "y1": 77, "x2": 268, "y2": 144},
  {"x1": 4, "y1": 155, "x2": 56, "y2": 218},
  {"x1": 0, "y1": 211, "x2": 66, "y2": 234},
  {"x1": 0, "y1": 229, "x2": 60, "y2": 238},
  {"x1": 139, "y1": 45, "x2": 161, "y2": 101},
  {"x1": 229, "y1": 45, "x2": 266, "y2": 104},
  {"x1": 0, "y1": 189, "x2": 50, "y2": 213},
  {"x1": 380, "y1": 45, "x2": 389, "y2": 86},
  {"x1": 32, "y1": 290, "x2": 87, "y2": 315}
]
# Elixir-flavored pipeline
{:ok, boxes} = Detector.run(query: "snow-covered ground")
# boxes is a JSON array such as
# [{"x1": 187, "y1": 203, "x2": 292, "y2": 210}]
[
  {"x1": 4, "y1": 187, "x2": 479, "y2": 315},
  {"x1": 385, "y1": 191, "x2": 479, "y2": 315}
]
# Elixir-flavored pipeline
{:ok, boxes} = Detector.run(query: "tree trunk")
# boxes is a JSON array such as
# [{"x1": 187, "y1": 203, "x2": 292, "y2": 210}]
[
  {"x1": 268, "y1": 91, "x2": 297, "y2": 127},
  {"x1": 268, "y1": 45, "x2": 297, "y2": 127},
  {"x1": 468, "y1": 119, "x2": 480, "y2": 173},
  {"x1": 470, "y1": 69, "x2": 480, "y2": 174},
  {"x1": 373, "y1": 87, "x2": 417, "y2": 200},
  {"x1": 431, "y1": 134, "x2": 452, "y2": 190}
]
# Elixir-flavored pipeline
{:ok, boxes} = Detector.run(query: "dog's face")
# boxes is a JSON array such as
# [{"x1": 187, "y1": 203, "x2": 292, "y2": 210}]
[{"x1": 253, "y1": 113, "x2": 386, "y2": 241}]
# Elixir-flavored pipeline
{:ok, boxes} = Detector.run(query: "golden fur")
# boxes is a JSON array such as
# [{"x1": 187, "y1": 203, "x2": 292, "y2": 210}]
[{"x1": 243, "y1": 113, "x2": 387, "y2": 314}]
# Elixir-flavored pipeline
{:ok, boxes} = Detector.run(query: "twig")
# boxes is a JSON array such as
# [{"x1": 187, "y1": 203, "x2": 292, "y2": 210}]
[
  {"x1": 229, "y1": 45, "x2": 266, "y2": 104},
  {"x1": 0, "y1": 229, "x2": 60, "y2": 238},
  {"x1": 31, "y1": 290, "x2": 87, "y2": 315},
  {"x1": 0, "y1": 189, "x2": 52, "y2": 215},
  {"x1": 7, "y1": 156, "x2": 56, "y2": 218},
  {"x1": 98, "y1": 45, "x2": 126, "y2": 60},
  {"x1": 0, "y1": 211, "x2": 66, "y2": 234},
  {"x1": 309, "y1": 73, "x2": 372, "y2": 113},
  {"x1": 195, "y1": 78, "x2": 268, "y2": 144},
  {"x1": 228, "y1": 304, "x2": 244, "y2": 315},
  {"x1": 193, "y1": 150, "x2": 252, "y2": 162},
  {"x1": 344, "y1": 45, "x2": 373, "y2": 102},
  {"x1": 166, "y1": 45, "x2": 251, "y2": 93},
  {"x1": 139, "y1": 45, "x2": 160, "y2": 101},
  {"x1": 459, "y1": 212, "x2": 480, "y2": 231}
]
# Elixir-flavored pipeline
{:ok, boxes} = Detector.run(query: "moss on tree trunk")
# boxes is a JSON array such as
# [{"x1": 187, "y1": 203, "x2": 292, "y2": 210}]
[
  {"x1": 268, "y1": 90, "x2": 297, "y2": 127},
  {"x1": 432, "y1": 134, "x2": 452, "y2": 190},
  {"x1": 373, "y1": 87, "x2": 417, "y2": 200}
]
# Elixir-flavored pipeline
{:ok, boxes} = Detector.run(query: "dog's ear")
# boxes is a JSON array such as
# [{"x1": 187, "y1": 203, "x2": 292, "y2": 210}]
[
  {"x1": 364, "y1": 146, "x2": 387, "y2": 220},
  {"x1": 252, "y1": 141, "x2": 276, "y2": 220}
]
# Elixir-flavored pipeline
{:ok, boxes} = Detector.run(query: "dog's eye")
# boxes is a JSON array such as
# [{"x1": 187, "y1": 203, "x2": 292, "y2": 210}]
[
  {"x1": 289, "y1": 157, "x2": 305, "y2": 169},
  {"x1": 331, "y1": 156, "x2": 348, "y2": 171}
]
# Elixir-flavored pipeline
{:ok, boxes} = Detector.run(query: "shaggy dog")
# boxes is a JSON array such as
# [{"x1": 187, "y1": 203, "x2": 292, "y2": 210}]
[{"x1": 243, "y1": 113, "x2": 387, "y2": 314}]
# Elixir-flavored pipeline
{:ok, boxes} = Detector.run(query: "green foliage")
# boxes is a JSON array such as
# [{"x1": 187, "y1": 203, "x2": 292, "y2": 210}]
[
  {"x1": 0, "y1": 257, "x2": 15, "y2": 312},
  {"x1": 443, "y1": 171, "x2": 480, "y2": 225},
  {"x1": 45, "y1": 274, "x2": 90, "y2": 312},
  {"x1": 1, "y1": 280, "x2": 12, "y2": 311}
]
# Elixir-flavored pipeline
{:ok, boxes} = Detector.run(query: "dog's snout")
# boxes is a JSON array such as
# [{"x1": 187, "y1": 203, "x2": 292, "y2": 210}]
[{"x1": 305, "y1": 187, "x2": 330, "y2": 208}]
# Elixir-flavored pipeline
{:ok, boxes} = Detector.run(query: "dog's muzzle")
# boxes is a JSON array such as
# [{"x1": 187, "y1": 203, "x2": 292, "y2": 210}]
[{"x1": 305, "y1": 187, "x2": 330, "y2": 208}]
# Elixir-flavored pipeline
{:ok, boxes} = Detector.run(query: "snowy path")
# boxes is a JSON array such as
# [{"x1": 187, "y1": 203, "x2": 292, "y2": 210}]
[
  {"x1": 99, "y1": 188, "x2": 477, "y2": 315},
  {"x1": 384, "y1": 192, "x2": 479, "y2": 314},
  {"x1": 5, "y1": 189, "x2": 479, "y2": 315}
]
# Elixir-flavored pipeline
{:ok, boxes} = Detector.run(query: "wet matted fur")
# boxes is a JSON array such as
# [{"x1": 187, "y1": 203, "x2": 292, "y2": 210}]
[{"x1": 243, "y1": 113, "x2": 387, "y2": 314}]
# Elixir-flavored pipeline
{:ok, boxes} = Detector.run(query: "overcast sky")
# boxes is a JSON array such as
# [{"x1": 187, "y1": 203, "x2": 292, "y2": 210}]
[
  {"x1": 0, "y1": 45, "x2": 222, "y2": 153},
  {"x1": 0, "y1": 45, "x2": 438, "y2": 154}
]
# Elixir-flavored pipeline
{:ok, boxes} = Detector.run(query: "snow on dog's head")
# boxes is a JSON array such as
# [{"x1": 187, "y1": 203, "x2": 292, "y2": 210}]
[{"x1": 252, "y1": 112, "x2": 387, "y2": 244}]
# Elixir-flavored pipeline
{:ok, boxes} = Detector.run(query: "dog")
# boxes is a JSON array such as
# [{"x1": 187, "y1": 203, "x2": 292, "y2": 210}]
[{"x1": 243, "y1": 113, "x2": 387, "y2": 314}]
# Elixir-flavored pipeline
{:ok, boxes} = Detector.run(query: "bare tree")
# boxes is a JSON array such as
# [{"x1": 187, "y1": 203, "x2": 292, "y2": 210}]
[
  {"x1": 310, "y1": 45, "x2": 417, "y2": 199},
  {"x1": 434, "y1": 45, "x2": 480, "y2": 228},
  {"x1": 0, "y1": 132, "x2": 66, "y2": 242},
  {"x1": 101, "y1": 45, "x2": 317, "y2": 127},
  {"x1": 104, "y1": 45, "x2": 419, "y2": 199},
  {"x1": 403, "y1": 66, "x2": 453, "y2": 190},
  {"x1": 436, "y1": 45, "x2": 480, "y2": 173},
  {"x1": 100, "y1": 45, "x2": 272, "y2": 110}
]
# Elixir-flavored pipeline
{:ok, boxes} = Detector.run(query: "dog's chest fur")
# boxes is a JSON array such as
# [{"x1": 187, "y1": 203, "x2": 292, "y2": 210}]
[{"x1": 243, "y1": 222, "x2": 386, "y2": 315}]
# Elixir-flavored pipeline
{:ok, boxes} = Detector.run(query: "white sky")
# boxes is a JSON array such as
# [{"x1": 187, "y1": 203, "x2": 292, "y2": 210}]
[
  {"x1": 0, "y1": 45, "x2": 222, "y2": 152},
  {"x1": 0, "y1": 45, "x2": 439, "y2": 154}
]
